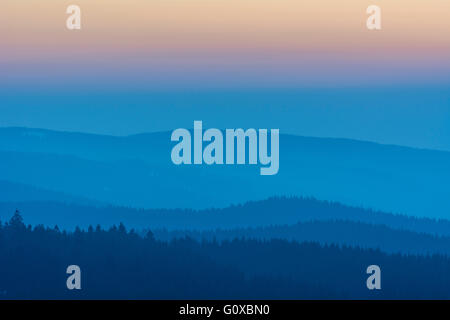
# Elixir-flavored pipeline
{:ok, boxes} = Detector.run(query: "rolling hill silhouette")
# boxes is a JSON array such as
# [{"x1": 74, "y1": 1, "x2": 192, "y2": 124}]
[
  {"x1": 3, "y1": 197, "x2": 450, "y2": 238},
  {"x1": 154, "y1": 219, "x2": 450, "y2": 256},
  {"x1": 0, "y1": 127, "x2": 449, "y2": 218},
  {"x1": 0, "y1": 180, "x2": 99, "y2": 205}
]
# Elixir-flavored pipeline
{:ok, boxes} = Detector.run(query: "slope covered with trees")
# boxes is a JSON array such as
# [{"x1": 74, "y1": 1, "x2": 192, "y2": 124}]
[
  {"x1": 1, "y1": 211, "x2": 450, "y2": 299},
  {"x1": 3, "y1": 197, "x2": 450, "y2": 235},
  {"x1": 153, "y1": 220, "x2": 450, "y2": 256}
]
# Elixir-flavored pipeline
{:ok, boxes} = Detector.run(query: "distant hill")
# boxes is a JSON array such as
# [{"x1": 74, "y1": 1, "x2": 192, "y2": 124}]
[
  {"x1": 153, "y1": 220, "x2": 450, "y2": 256},
  {"x1": 0, "y1": 180, "x2": 99, "y2": 205},
  {"x1": 1, "y1": 127, "x2": 450, "y2": 218},
  {"x1": 3, "y1": 197, "x2": 450, "y2": 237}
]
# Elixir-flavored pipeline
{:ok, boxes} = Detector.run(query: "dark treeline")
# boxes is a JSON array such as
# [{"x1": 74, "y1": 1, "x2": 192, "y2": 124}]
[
  {"x1": 153, "y1": 220, "x2": 450, "y2": 256},
  {"x1": 1, "y1": 211, "x2": 450, "y2": 299},
  {"x1": 4, "y1": 197, "x2": 450, "y2": 235}
]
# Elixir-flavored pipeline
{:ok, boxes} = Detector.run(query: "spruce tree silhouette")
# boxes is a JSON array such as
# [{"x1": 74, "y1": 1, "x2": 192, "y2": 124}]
[{"x1": 9, "y1": 209, "x2": 25, "y2": 231}]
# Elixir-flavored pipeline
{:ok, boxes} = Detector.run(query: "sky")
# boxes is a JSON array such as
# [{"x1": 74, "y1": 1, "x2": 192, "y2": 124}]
[{"x1": 0, "y1": 0, "x2": 449, "y2": 150}]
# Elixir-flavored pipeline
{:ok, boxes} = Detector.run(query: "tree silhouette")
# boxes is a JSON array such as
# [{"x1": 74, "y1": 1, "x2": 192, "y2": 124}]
[
  {"x1": 9, "y1": 209, "x2": 25, "y2": 231},
  {"x1": 2, "y1": 209, "x2": 450, "y2": 299}
]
